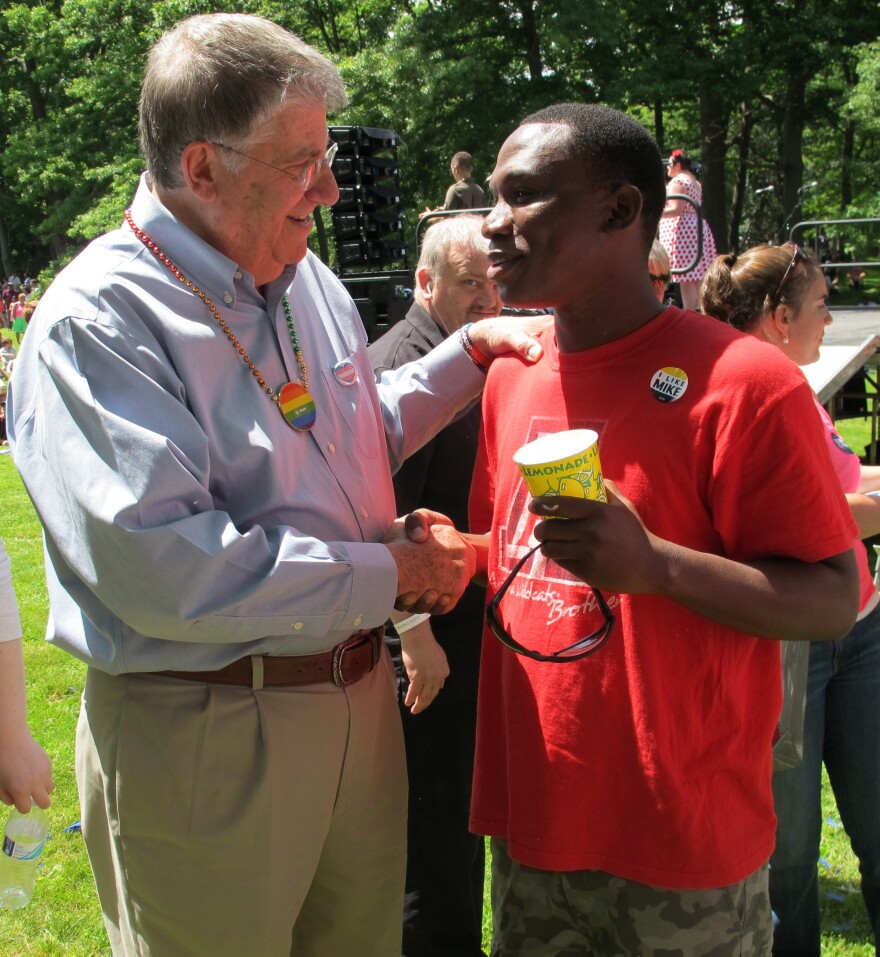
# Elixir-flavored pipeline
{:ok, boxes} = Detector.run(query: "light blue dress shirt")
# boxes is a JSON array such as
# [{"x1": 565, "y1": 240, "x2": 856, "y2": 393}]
[{"x1": 9, "y1": 175, "x2": 485, "y2": 673}]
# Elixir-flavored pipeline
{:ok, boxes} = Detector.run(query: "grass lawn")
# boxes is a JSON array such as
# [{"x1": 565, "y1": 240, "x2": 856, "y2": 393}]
[
  {"x1": 828, "y1": 272, "x2": 880, "y2": 309},
  {"x1": 0, "y1": 425, "x2": 877, "y2": 955},
  {"x1": 0, "y1": 456, "x2": 105, "y2": 957}
]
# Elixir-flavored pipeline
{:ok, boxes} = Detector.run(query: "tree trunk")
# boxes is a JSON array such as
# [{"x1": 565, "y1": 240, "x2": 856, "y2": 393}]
[
  {"x1": 0, "y1": 217, "x2": 12, "y2": 277},
  {"x1": 516, "y1": 0, "x2": 543, "y2": 83},
  {"x1": 653, "y1": 97, "x2": 664, "y2": 155},
  {"x1": 698, "y1": 82, "x2": 729, "y2": 253},
  {"x1": 728, "y1": 100, "x2": 755, "y2": 252},
  {"x1": 841, "y1": 118, "x2": 854, "y2": 213},
  {"x1": 841, "y1": 59, "x2": 856, "y2": 213},
  {"x1": 779, "y1": 68, "x2": 807, "y2": 242}
]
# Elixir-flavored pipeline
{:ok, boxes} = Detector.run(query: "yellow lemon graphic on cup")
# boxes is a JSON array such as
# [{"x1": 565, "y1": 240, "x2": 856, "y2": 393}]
[{"x1": 513, "y1": 430, "x2": 607, "y2": 503}]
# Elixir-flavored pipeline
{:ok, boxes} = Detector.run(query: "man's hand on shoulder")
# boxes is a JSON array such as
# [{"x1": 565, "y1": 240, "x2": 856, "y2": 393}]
[{"x1": 467, "y1": 315, "x2": 552, "y2": 365}]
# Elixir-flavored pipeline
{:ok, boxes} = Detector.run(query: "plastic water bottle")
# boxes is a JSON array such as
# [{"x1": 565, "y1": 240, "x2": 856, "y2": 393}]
[{"x1": 0, "y1": 805, "x2": 49, "y2": 909}]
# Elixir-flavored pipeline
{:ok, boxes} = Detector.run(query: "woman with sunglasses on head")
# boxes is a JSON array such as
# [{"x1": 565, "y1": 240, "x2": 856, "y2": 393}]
[
  {"x1": 659, "y1": 150, "x2": 717, "y2": 311},
  {"x1": 701, "y1": 243, "x2": 880, "y2": 957}
]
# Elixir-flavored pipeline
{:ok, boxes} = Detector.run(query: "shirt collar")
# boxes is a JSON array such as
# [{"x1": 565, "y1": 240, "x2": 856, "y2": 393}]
[{"x1": 406, "y1": 300, "x2": 446, "y2": 348}]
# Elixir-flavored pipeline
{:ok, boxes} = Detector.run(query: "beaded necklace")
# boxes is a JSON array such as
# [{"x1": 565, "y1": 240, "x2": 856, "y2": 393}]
[{"x1": 124, "y1": 209, "x2": 316, "y2": 431}]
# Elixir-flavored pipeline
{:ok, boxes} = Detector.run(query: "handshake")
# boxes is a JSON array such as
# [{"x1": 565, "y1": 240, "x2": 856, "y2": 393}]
[{"x1": 383, "y1": 509, "x2": 480, "y2": 615}]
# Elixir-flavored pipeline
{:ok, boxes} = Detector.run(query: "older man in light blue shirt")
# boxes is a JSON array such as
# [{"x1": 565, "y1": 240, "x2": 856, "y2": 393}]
[{"x1": 9, "y1": 14, "x2": 541, "y2": 957}]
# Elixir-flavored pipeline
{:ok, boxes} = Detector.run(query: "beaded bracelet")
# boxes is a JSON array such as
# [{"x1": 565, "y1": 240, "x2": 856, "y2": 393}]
[
  {"x1": 459, "y1": 323, "x2": 493, "y2": 373},
  {"x1": 394, "y1": 612, "x2": 431, "y2": 635}
]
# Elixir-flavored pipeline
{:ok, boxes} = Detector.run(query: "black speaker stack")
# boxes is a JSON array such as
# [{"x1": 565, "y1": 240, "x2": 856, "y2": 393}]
[{"x1": 328, "y1": 126, "x2": 413, "y2": 341}]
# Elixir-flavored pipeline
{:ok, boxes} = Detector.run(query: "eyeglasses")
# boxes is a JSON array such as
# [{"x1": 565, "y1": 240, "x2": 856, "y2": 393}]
[
  {"x1": 485, "y1": 543, "x2": 615, "y2": 663},
  {"x1": 650, "y1": 272, "x2": 670, "y2": 284},
  {"x1": 210, "y1": 140, "x2": 338, "y2": 191},
  {"x1": 771, "y1": 244, "x2": 808, "y2": 306}
]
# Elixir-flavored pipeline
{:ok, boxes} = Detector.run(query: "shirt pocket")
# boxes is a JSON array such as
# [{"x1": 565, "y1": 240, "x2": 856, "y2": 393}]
[{"x1": 319, "y1": 357, "x2": 382, "y2": 461}]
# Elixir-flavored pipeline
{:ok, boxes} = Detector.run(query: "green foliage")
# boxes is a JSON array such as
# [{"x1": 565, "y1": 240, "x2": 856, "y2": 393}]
[
  {"x1": 1, "y1": 0, "x2": 880, "y2": 279},
  {"x1": 0, "y1": 0, "x2": 153, "y2": 277},
  {"x1": 851, "y1": 41, "x2": 880, "y2": 134}
]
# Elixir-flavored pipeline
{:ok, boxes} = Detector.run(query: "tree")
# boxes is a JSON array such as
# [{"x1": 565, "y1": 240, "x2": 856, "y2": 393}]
[{"x1": 2, "y1": 0, "x2": 880, "y2": 282}]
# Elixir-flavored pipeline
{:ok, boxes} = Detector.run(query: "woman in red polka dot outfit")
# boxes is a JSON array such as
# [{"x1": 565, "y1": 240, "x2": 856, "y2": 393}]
[{"x1": 658, "y1": 149, "x2": 717, "y2": 311}]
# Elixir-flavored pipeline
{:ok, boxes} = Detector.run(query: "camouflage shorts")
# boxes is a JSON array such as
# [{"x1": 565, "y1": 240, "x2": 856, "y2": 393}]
[{"x1": 489, "y1": 838, "x2": 772, "y2": 957}]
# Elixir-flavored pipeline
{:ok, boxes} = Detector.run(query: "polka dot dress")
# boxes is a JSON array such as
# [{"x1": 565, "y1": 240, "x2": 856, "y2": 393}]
[{"x1": 658, "y1": 173, "x2": 717, "y2": 283}]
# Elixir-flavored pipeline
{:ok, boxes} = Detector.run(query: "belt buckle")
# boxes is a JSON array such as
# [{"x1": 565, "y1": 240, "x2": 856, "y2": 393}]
[{"x1": 332, "y1": 631, "x2": 376, "y2": 687}]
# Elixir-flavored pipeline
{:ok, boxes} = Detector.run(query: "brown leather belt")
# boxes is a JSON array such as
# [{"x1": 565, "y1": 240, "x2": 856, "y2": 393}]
[{"x1": 154, "y1": 628, "x2": 382, "y2": 688}]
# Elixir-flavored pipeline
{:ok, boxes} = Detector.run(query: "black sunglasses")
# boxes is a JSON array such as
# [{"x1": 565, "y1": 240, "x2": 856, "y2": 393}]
[
  {"x1": 486, "y1": 543, "x2": 615, "y2": 663},
  {"x1": 650, "y1": 272, "x2": 670, "y2": 284},
  {"x1": 771, "y1": 244, "x2": 808, "y2": 306}
]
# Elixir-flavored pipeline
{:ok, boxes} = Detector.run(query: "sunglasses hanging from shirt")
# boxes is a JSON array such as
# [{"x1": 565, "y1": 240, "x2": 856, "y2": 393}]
[{"x1": 486, "y1": 542, "x2": 615, "y2": 663}]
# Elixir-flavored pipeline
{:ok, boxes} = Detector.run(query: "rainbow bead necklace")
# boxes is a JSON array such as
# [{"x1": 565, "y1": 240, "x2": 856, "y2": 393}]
[{"x1": 125, "y1": 209, "x2": 316, "y2": 431}]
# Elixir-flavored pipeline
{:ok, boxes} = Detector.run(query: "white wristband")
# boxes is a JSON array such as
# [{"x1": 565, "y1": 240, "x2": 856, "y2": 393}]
[{"x1": 393, "y1": 612, "x2": 431, "y2": 635}]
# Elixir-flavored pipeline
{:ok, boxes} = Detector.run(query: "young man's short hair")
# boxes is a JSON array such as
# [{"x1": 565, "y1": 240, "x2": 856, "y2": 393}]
[{"x1": 520, "y1": 104, "x2": 666, "y2": 250}]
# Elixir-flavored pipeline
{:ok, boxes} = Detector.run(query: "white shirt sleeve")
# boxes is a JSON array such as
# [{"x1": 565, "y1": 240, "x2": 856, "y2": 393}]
[{"x1": 0, "y1": 537, "x2": 23, "y2": 642}]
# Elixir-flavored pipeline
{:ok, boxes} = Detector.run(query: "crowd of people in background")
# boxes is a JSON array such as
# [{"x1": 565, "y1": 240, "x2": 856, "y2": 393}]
[
  {"x1": 1, "y1": 274, "x2": 38, "y2": 348},
  {"x1": 0, "y1": 276, "x2": 33, "y2": 445}
]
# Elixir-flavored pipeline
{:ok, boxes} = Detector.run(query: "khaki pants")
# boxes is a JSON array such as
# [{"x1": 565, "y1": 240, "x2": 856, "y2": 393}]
[{"x1": 76, "y1": 657, "x2": 407, "y2": 957}]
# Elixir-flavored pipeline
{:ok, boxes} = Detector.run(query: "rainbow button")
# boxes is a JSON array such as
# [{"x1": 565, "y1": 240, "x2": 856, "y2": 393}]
[{"x1": 279, "y1": 382, "x2": 316, "y2": 431}]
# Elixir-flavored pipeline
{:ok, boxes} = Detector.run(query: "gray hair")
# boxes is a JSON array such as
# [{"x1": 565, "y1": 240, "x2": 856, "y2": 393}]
[
  {"x1": 139, "y1": 13, "x2": 347, "y2": 189},
  {"x1": 418, "y1": 215, "x2": 488, "y2": 280}
]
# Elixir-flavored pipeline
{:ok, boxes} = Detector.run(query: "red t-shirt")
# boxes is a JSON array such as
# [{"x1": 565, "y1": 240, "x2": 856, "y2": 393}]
[{"x1": 469, "y1": 308, "x2": 856, "y2": 889}]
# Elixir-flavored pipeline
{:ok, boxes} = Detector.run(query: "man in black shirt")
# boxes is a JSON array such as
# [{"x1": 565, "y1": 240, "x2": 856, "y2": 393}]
[{"x1": 369, "y1": 215, "x2": 502, "y2": 957}]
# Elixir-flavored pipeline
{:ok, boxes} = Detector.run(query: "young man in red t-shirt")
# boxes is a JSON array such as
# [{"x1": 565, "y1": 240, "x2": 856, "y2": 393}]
[{"x1": 460, "y1": 104, "x2": 859, "y2": 956}]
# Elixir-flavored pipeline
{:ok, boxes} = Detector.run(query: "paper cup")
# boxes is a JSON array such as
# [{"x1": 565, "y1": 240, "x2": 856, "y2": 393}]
[{"x1": 513, "y1": 429, "x2": 607, "y2": 502}]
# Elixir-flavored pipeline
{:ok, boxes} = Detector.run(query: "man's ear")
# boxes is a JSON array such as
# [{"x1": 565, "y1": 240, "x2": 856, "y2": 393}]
[
  {"x1": 179, "y1": 141, "x2": 221, "y2": 202},
  {"x1": 603, "y1": 184, "x2": 643, "y2": 233},
  {"x1": 416, "y1": 266, "x2": 434, "y2": 300}
]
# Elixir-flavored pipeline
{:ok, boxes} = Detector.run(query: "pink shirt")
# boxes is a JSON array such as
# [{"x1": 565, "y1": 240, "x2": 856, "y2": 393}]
[{"x1": 815, "y1": 399, "x2": 876, "y2": 613}]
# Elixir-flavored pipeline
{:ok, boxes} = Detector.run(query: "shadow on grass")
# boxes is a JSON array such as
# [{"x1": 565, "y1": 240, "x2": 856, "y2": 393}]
[{"x1": 818, "y1": 872, "x2": 875, "y2": 952}]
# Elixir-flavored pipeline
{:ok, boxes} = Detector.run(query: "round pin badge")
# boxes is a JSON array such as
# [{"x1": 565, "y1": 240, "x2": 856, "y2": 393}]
[
  {"x1": 278, "y1": 381, "x2": 317, "y2": 431},
  {"x1": 333, "y1": 358, "x2": 358, "y2": 386},
  {"x1": 650, "y1": 367, "x2": 689, "y2": 403},
  {"x1": 832, "y1": 432, "x2": 854, "y2": 455}
]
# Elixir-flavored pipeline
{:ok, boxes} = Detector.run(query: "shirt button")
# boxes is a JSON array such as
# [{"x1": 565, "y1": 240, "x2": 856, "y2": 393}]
[
  {"x1": 293, "y1": 621, "x2": 303, "y2": 630},
  {"x1": 234, "y1": 270, "x2": 242, "y2": 280},
  {"x1": 353, "y1": 616, "x2": 363, "y2": 627},
  {"x1": 361, "y1": 507, "x2": 369, "y2": 519},
  {"x1": 224, "y1": 293, "x2": 233, "y2": 304},
  {"x1": 328, "y1": 443, "x2": 336, "y2": 454}
]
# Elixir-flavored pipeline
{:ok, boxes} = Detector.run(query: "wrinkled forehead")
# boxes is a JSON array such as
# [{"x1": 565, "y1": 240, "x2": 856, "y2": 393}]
[
  {"x1": 437, "y1": 240, "x2": 492, "y2": 277},
  {"x1": 489, "y1": 122, "x2": 575, "y2": 189}
]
